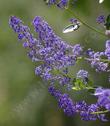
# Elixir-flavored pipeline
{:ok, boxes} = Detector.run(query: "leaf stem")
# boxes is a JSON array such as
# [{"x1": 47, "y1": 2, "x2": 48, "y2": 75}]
[
  {"x1": 85, "y1": 57, "x2": 110, "y2": 63},
  {"x1": 72, "y1": 86, "x2": 96, "y2": 91},
  {"x1": 77, "y1": 57, "x2": 110, "y2": 64},
  {"x1": 91, "y1": 110, "x2": 109, "y2": 114}
]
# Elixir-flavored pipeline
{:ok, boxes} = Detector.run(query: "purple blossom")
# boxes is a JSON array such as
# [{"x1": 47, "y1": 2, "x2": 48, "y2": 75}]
[
  {"x1": 91, "y1": 61, "x2": 108, "y2": 72},
  {"x1": 105, "y1": 40, "x2": 110, "y2": 48},
  {"x1": 9, "y1": 16, "x2": 82, "y2": 86},
  {"x1": 32, "y1": 16, "x2": 82, "y2": 74},
  {"x1": 58, "y1": 93, "x2": 76, "y2": 116},
  {"x1": 94, "y1": 88, "x2": 110, "y2": 111},
  {"x1": 9, "y1": 15, "x2": 109, "y2": 121},
  {"x1": 72, "y1": 44, "x2": 83, "y2": 56},
  {"x1": 76, "y1": 101, "x2": 107, "y2": 121},
  {"x1": 86, "y1": 49, "x2": 108, "y2": 72},
  {"x1": 35, "y1": 66, "x2": 42, "y2": 75},
  {"x1": 86, "y1": 48, "x2": 94, "y2": 58},
  {"x1": 75, "y1": 101, "x2": 88, "y2": 113},
  {"x1": 96, "y1": 15, "x2": 105, "y2": 24},
  {"x1": 48, "y1": 86, "x2": 61, "y2": 99},
  {"x1": 80, "y1": 103, "x2": 107, "y2": 121},
  {"x1": 57, "y1": 0, "x2": 69, "y2": 8},
  {"x1": 48, "y1": 86, "x2": 76, "y2": 116},
  {"x1": 77, "y1": 70, "x2": 88, "y2": 79},
  {"x1": 86, "y1": 40, "x2": 110, "y2": 72},
  {"x1": 9, "y1": 16, "x2": 22, "y2": 28},
  {"x1": 23, "y1": 42, "x2": 29, "y2": 48},
  {"x1": 42, "y1": 71, "x2": 52, "y2": 80},
  {"x1": 49, "y1": 86, "x2": 107, "y2": 121},
  {"x1": 9, "y1": 16, "x2": 37, "y2": 48},
  {"x1": 46, "y1": 0, "x2": 77, "y2": 9},
  {"x1": 59, "y1": 76, "x2": 71, "y2": 86}
]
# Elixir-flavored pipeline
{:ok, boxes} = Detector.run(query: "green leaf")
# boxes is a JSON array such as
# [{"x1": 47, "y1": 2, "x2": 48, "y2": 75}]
[
  {"x1": 105, "y1": 14, "x2": 110, "y2": 30},
  {"x1": 72, "y1": 78, "x2": 94, "y2": 91}
]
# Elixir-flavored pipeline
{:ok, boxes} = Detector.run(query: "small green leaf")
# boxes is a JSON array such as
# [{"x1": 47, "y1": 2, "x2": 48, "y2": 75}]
[
  {"x1": 105, "y1": 14, "x2": 110, "y2": 30},
  {"x1": 72, "y1": 78, "x2": 94, "y2": 91},
  {"x1": 72, "y1": 87, "x2": 81, "y2": 90}
]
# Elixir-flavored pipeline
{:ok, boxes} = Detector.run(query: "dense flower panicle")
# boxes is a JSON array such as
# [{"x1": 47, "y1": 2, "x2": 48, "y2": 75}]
[
  {"x1": 96, "y1": 15, "x2": 105, "y2": 24},
  {"x1": 48, "y1": 86, "x2": 61, "y2": 99},
  {"x1": 9, "y1": 16, "x2": 36, "y2": 45},
  {"x1": 9, "y1": 15, "x2": 83, "y2": 87},
  {"x1": 48, "y1": 86, "x2": 76, "y2": 116},
  {"x1": 76, "y1": 101, "x2": 107, "y2": 121},
  {"x1": 91, "y1": 61, "x2": 108, "y2": 72},
  {"x1": 49, "y1": 86, "x2": 107, "y2": 121},
  {"x1": 94, "y1": 88, "x2": 110, "y2": 111},
  {"x1": 80, "y1": 105, "x2": 97, "y2": 121},
  {"x1": 58, "y1": 93, "x2": 76, "y2": 116},
  {"x1": 32, "y1": 16, "x2": 83, "y2": 80},
  {"x1": 80, "y1": 104, "x2": 107, "y2": 121},
  {"x1": 10, "y1": 15, "x2": 110, "y2": 121},
  {"x1": 59, "y1": 76, "x2": 71, "y2": 85},
  {"x1": 11, "y1": 16, "x2": 22, "y2": 24},
  {"x1": 9, "y1": 16, "x2": 46, "y2": 64}
]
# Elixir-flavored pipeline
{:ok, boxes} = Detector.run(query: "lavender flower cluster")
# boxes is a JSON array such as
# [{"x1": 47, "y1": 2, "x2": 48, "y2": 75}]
[
  {"x1": 95, "y1": 87, "x2": 110, "y2": 111},
  {"x1": 48, "y1": 86, "x2": 107, "y2": 121},
  {"x1": 9, "y1": 15, "x2": 83, "y2": 91},
  {"x1": 96, "y1": 15, "x2": 105, "y2": 24},
  {"x1": 9, "y1": 15, "x2": 110, "y2": 121},
  {"x1": 46, "y1": 0, "x2": 77, "y2": 8},
  {"x1": 46, "y1": 0, "x2": 68, "y2": 8},
  {"x1": 85, "y1": 40, "x2": 110, "y2": 74}
]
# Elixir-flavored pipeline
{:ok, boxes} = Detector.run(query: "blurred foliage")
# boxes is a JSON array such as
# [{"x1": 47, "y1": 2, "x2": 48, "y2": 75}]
[{"x1": 0, "y1": 0, "x2": 110, "y2": 126}]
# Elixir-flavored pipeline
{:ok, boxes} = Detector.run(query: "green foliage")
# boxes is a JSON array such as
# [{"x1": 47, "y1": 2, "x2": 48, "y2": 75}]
[
  {"x1": 72, "y1": 78, "x2": 94, "y2": 91},
  {"x1": 105, "y1": 14, "x2": 110, "y2": 30},
  {"x1": 0, "y1": 0, "x2": 110, "y2": 126}
]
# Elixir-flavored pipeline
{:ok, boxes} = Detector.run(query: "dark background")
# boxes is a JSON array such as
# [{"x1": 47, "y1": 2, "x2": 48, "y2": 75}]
[{"x1": 0, "y1": 0, "x2": 110, "y2": 125}]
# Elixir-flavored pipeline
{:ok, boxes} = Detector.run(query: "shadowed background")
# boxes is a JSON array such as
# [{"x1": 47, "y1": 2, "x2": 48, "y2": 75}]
[{"x1": 0, "y1": 0, "x2": 110, "y2": 126}]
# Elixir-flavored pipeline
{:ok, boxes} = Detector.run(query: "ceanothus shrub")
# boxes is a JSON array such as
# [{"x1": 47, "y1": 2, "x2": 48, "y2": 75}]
[{"x1": 9, "y1": 0, "x2": 110, "y2": 121}]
